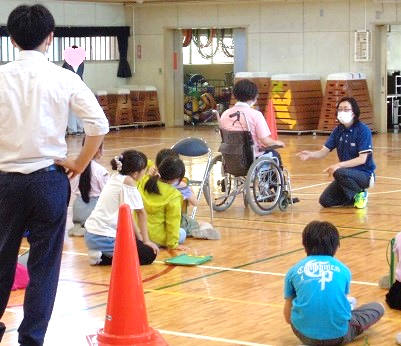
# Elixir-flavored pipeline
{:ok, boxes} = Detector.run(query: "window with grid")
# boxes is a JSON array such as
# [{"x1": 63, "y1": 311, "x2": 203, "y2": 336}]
[{"x1": 0, "y1": 35, "x2": 119, "y2": 63}]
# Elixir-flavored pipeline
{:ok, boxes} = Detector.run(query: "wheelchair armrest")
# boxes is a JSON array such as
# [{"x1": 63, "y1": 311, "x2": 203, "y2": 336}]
[{"x1": 259, "y1": 144, "x2": 283, "y2": 151}]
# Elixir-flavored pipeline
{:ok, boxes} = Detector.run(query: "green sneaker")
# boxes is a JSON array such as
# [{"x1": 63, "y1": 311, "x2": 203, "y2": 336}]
[{"x1": 354, "y1": 190, "x2": 368, "y2": 209}]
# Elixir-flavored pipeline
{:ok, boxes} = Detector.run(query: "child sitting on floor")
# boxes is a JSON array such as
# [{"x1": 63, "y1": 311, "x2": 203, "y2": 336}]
[
  {"x1": 154, "y1": 148, "x2": 220, "y2": 240},
  {"x1": 379, "y1": 232, "x2": 401, "y2": 308},
  {"x1": 68, "y1": 140, "x2": 109, "y2": 236},
  {"x1": 138, "y1": 156, "x2": 190, "y2": 251},
  {"x1": 84, "y1": 150, "x2": 159, "y2": 265},
  {"x1": 284, "y1": 220, "x2": 384, "y2": 346}
]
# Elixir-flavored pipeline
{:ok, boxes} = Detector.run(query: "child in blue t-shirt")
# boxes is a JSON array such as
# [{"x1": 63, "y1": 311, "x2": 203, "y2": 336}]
[{"x1": 284, "y1": 220, "x2": 384, "y2": 345}]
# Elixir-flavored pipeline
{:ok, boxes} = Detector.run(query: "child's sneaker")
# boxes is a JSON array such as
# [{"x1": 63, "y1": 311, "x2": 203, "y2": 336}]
[
  {"x1": 354, "y1": 190, "x2": 368, "y2": 209},
  {"x1": 192, "y1": 228, "x2": 220, "y2": 240},
  {"x1": 88, "y1": 250, "x2": 102, "y2": 265},
  {"x1": 68, "y1": 224, "x2": 86, "y2": 237}
]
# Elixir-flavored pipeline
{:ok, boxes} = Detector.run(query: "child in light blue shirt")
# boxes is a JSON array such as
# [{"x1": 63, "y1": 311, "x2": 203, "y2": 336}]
[{"x1": 284, "y1": 221, "x2": 384, "y2": 345}]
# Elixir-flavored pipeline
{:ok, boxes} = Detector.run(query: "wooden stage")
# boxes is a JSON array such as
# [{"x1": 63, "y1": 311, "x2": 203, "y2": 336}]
[{"x1": 3, "y1": 125, "x2": 401, "y2": 345}]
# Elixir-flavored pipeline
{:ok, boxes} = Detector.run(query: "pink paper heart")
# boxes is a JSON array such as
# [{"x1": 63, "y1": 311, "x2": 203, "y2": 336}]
[{"x1": 63, "y1": 46, "x2": 86, "y2": 68}]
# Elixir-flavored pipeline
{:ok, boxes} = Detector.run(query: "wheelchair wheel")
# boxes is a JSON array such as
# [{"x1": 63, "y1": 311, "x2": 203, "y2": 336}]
[
  {"x1": 243, "y1": 189, "x2": 249, "y2": 208},
  {"x1": 278, "y1": 194, "x2": 289, "y2": 211},
  {"x1": 245, "y1": 157, "x2": 284, "y2": 215},
  {"x1": 203, "y1": 154, "x2": 236, "y2": 211}
]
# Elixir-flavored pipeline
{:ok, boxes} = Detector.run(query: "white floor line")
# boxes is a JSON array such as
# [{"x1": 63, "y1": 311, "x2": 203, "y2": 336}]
[
  {"x1": 57, "y1": 255, "x2": 380, "y2": 287},
  {"x1": 292, "y1": 182, "x2": 329, "y2": 191},
  {"x1": 154, "y1": 261, "x2": 378, "y2": 286},
  {"x1": 290, "y1": 175, "x2": 401, "y2": 195},
  {"x1": 158, "y1": 329, "x2": 273, "y2": 346}
]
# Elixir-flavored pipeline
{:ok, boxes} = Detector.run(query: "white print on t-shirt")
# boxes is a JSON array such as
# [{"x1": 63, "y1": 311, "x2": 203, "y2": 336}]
[{"x1": 297, "y1": 260, "x2": 340, "y2": 290}]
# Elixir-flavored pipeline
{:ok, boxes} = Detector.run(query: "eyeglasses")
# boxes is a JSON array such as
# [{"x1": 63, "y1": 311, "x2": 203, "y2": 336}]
[{"x1": 337, "y1": 108, "x2": 352, "y2": 112}]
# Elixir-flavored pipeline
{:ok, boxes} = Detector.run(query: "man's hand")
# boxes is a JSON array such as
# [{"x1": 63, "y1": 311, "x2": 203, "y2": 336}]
[
  {"x1": 57, "y1": 134, "x2": 105, "y2": 179},
  {"x1": 55, "y1": 158, "x2": 85, "y2": 178}
]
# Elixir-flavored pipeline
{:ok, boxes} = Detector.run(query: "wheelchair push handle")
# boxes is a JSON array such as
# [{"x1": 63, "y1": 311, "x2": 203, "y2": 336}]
[{"x1": 229, "y1": 111, "x2": 241, "y2": 119}]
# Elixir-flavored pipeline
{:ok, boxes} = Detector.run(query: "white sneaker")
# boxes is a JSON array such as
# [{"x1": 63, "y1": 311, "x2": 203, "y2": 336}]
[
  {"x1": 68, "y1": 224, "x2": 86, "y2": 237},
  {"x1": 88, "y1": 250, "x2": 102, "y2": 265}
]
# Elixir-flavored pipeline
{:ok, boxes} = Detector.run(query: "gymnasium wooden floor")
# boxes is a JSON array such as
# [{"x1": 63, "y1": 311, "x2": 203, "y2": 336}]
[{"x1": 3, "y1": 125, "x2": 401, "y2": 345}]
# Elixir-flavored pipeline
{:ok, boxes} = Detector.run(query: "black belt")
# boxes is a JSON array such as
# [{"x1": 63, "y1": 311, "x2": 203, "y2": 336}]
[{"x1": 0, "y1": 164, "x2": 63, "y2": 175}]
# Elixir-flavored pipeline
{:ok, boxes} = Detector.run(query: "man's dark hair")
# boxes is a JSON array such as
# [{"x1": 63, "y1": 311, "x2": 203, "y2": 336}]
[
  {"x1": 233, "y1": 79, "x2": 258, "y2": 102},
  {"x1": 336, "y1": 96, "x2": 361, "y2": 122},
  {"x1": 7, "y1": 4, "x2": 55, "y2": 50},
  {"x1": 302, "y1": 220, "x2": 340, "y2": 257}
]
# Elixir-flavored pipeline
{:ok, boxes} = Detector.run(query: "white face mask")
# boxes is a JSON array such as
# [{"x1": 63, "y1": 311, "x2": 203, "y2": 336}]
[{"x1": 337, "y1": 111, "x2": 354, "y2": 125}]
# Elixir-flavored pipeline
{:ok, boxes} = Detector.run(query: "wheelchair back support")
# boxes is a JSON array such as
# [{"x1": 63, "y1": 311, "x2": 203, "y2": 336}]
[{"x1": 218, "y1": 129, "x2": 255, "y2": 177}]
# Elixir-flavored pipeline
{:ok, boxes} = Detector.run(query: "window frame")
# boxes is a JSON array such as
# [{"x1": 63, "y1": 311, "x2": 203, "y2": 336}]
[{"x1": 0, "y1": 26, "x2": 129, "y2": 63}]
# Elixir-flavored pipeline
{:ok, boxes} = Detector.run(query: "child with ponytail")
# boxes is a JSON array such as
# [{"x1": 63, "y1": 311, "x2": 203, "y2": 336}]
[
  {"x1": 68, "y1": 141, "x2": 109, "y2": 236},
  {"x1": 154, "y1": 149, "x2": 220, "y2": 240},
  {"x1": 84, "y1": 150, "x2": 159, "y2": 265},
  {"x1": 138, "y1": 156, "x2": 189, "y2": 251}
]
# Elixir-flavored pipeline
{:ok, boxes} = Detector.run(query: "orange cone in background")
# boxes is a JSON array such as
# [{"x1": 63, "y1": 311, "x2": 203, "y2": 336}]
[
  {"x1": 264, "y1": 99, "x2": 278, "y2": 140},
  {"x1": 89, "y1": 203, "x2": 167, "y2": 346}
]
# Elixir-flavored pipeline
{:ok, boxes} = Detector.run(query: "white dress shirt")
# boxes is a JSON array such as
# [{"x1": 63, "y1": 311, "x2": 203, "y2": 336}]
[{"x1": 0, "y1": 50, "x2": 109, "y2": 173}]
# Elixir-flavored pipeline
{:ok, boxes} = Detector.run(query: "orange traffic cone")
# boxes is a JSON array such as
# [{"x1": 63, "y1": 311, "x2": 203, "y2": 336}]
[
  {"x1": 87, "y1": 204, "x2": 167, "y2": 346},
  {"x1": 264, "y1": 99, "x2": 278, "y2": 140}
]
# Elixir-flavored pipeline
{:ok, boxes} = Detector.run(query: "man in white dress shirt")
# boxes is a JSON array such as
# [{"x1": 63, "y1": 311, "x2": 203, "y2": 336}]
[{"x1": 0, "y1": 4, "x2": 109, "y2": 345}]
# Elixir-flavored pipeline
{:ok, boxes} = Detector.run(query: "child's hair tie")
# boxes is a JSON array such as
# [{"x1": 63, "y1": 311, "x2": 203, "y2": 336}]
[{"x1": 114, "y1": 155, "x2": 123, "y2": 171}]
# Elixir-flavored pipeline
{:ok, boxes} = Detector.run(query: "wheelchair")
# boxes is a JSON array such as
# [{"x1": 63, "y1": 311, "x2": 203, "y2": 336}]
[{"x1": 203, "y1": 110, "x2": 298, "y2": 216}]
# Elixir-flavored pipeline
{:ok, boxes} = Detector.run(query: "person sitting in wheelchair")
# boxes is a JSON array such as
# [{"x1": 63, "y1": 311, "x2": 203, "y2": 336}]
[{"x1": 220, "y1": 79, "x2": 285, "y2": 167}]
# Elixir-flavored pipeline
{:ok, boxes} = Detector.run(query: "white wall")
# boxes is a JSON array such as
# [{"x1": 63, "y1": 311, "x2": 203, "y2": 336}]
[
  {"x1": 1, "y1": 0, "x2": 128, "y2": 92},
  {"x1": 130, "y1": 0, "x2": 401, "y2": 130},
  {"x1": 388, "y1": 25, "x2": 401, "y2": 72},
  {"x1": 2, "y1": 1, "x2": 401, "y2": 130}
]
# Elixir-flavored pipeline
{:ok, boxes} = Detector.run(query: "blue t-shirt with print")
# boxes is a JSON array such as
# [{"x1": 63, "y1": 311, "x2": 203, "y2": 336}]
[
  {"x1": 324, "y1": 121, "x2": 375, "y2": 176},
  {"x1": 284, "y1": 255, "x2": 352, "y2": 340}
]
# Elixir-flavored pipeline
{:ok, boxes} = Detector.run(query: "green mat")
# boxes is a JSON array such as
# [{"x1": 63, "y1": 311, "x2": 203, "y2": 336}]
[{"x1": 164, "y1": 254, "x2": 212, "y2": 266}]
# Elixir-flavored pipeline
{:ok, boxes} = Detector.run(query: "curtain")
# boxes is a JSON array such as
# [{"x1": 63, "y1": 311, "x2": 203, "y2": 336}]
[
  {"x1": 117, "y1": 33, "x2": 132, "y2": 78},
  {"x1": 0, "y1": 26, "x2": 130, "y2": 38},
  {"x1": 1, "y1": 26, "x2": 132, "y2": 77}
]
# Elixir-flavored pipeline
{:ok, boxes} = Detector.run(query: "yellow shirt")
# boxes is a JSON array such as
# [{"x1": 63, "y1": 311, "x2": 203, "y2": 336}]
[{"x1": 137, "y1": 175, "x2": 183, "y2": 249}]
